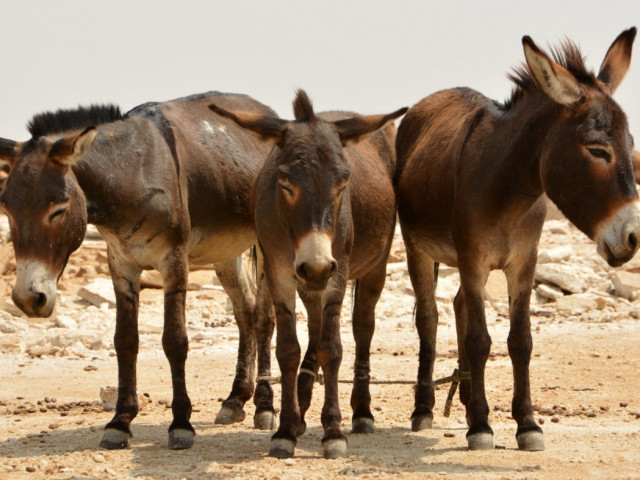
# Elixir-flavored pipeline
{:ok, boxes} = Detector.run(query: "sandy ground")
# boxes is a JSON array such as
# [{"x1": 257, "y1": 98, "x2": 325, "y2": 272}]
[{"x1": 1, "y1": 209, "x2": 639, "y2": 480}]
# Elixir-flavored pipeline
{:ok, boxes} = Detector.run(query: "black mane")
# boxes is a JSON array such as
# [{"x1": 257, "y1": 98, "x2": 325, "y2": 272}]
[
  {"x1": 503, "y1": 38, "x2": 597, "y2": 110},
  {"x1": 28, "y1": 104, "x2": 122, "y2": 139}
]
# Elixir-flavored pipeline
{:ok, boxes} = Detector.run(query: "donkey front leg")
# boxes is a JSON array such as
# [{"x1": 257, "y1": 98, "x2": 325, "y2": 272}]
[
  {"x1": 506, "y1": 262, "x2": 544, "y2": 451},
  {"x1": 213, "y1": 256, "x2": 259, "y2": 426},
  {"x1": 161, "y1": 247, "x2": 194, "y2": 450},
  {"x1": 318, "y1": 284, "x2": 348, "y2": 459},
  {"x1": 100, "y1": 253, "x2": 141, "y2": 450},
  {"x1": 269, "y1": 280, "x2": 301, "y2": 459}
]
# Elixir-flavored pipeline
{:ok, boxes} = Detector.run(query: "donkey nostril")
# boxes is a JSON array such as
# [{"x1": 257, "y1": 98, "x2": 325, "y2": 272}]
[
  {"x1": 35, "y1": 292, "x2": 48, "y2": 309},
  {"x1": 628, "y1": 231, "x2": 638, "y2": 251},
  {"x1": 329, "y1": 260, "x2": 338, "y2": 277},
  {"x1": 296, "y1": 263, "x2": 309, "y2": 281}
]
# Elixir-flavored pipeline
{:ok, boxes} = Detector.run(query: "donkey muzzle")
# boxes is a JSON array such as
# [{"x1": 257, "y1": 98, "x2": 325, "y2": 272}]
[
  {"x1": 596, "y1": 201, "x2": 640, "y2": 267},
  {"x1": 294, "y1": 231, "x2": 338, "y2": 291},
  {"x1": 12, "y1": 260, "x2": 58, "y2": 317}
]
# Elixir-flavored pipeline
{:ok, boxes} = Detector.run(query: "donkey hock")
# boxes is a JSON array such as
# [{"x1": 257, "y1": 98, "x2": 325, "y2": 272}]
[
  {"x1": 395, "y1": 28, "x2": 638, "y2": 451},
  {"x1": 211, "y1": 90, "x2": 407, "y2": 458},
  {"x1": 0, "y1": 92, "x2": 278, "y2": 449}
]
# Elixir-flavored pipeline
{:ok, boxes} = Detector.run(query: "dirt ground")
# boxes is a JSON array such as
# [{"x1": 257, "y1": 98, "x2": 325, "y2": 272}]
[{"x1": 1, "y1": 207, "x2": 639, "y2": 480}]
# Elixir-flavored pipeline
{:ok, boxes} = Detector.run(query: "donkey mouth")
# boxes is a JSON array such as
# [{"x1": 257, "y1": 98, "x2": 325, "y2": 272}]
[{"x1": 601, "y1": 242, "x2": 635, "y2": 268}]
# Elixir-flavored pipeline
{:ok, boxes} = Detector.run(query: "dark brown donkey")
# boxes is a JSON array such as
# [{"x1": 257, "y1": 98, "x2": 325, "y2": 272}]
[
  {"x1": 210, "y1": 90, "x2": 407, "y2": 458},
  {"x1": 0, "y1": 92, "x2": 278, "y2": 449},
  {"x1": 396, "y1": 28, "x2": 639, "y2": 451}
]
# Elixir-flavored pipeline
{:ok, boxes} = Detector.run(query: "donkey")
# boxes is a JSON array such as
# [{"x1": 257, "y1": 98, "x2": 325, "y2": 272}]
[
  {"x1": 0, "y1": 92, "x2": 278, "y2": 449},
  {"x1": 210, "y1": 90, "x2": 407, "y2": 458},
  {"x1": 395, "y1": 28, "x2": 638, "y2": 451}
]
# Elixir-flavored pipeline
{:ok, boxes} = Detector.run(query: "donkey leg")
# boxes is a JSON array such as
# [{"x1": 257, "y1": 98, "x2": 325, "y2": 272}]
[
  {"x1": 453, "y1": 287, "x2": 472, "y2": 424},
  {"x1": 318, "y1": 285, "x2": 348, "y2": 459},
  {"x1": 269, "y1": 279, "x2": 301, "y2": 459},
  {"x1": 253, "y1": 249, "x2": 277, "y2": 431},
  {"x1": 161, "y1": 247, "x2": 195, "y2": 449},
  {"x1": 296, "y1": 291, "x2": 321, "y2": 437},
  {"x1": 213, "y1": 257, "x2": 257, "y2": 426},
  {"x1": 404, "y1": 241, "x2": 439, "y2": 432},
  {"x1": 459, "y1": 266, "x2": 493, "y2": 450},
  {"x1": 350, "y1": 261, "x2": 387, "y2": 434},
  {"x1": 506, "y1": 263, "x2": 544, "y2": 451},
  {"x1": 100, "y1": 253, "x2": 141, "y2": 450}
]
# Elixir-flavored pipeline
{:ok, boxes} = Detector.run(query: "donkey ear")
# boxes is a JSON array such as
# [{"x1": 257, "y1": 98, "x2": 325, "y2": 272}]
[
  {"x1": 49, "y1": 127, "x2": 97, "y2": 166},
  {"x1": 0, "y1": 138, "x2": 18, "y2": 166},
  {"x1": 522, "y1": 36, "x2": 583, "y2": 106},
  {"x1": 209, "y1": 104, "x2": 288, "y2": 141},
  {"x1": 597, "y1": 27, "x2": 636, "y2": 94},
  {"x1": 334, "y1": 107, "x2": 408, "y2": 147}
]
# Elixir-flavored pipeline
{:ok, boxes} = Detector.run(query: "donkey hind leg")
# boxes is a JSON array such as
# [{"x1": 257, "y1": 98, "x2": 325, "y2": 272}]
[
  {"x1": 458, "y1": 267, "x2": 493, "y2": 450},
  {"x1": 296, "y1": 290, "x2": 322, "y2": 437},
  {"x1": 161, "y1": 246, "x2": 195, "y2": 449},
  {"x1": 404, "y1": 243, "x2": 439, "y2": 432},
  {"x1": 253, "y1": 249, "x2": 277, "y2": 430},
  {"x1": 506, "y1": 264, "x2": 544, "y2": 451},
  {"x1": 350, "y1": 261, "x2": 387, "y2": 434},
  {"x1": 100, "y1": 254, "x2": 141, "y2": 450},
  {"x1": 213, "y1": 256, "x2": 258, "y2": 426}
]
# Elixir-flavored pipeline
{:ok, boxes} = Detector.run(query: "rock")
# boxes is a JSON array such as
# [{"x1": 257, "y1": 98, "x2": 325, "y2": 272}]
[
  {"x1": 54, "y1": 315, "x2": 77, "y2": 329},
  {"x1": 100, "y1": 386, "x2": 149, "y2": 411},
  {"x1": 3, "y1": 300, "x2": 25, "y2": 318},
  {"x1": 535, "y1": 264, "x2": 586, "y2": 294},
  {"x1": 77, "y1": 278, "x2": 116, "y2": 308},
  {"x1": 0, "y1": 333, "x2": 24, "y2": 353},
  {"x1": 555, "y1": 293, "x2": 605, "y2": 311},
  {"x1": 140, "y1": 270, "x2": 163, "y2": 289},
  {"x1": 484, "y1": 270, "x2": 508, "y2": 302},
  {"x1": 0, "y1": 242, "x2": 15, "y2": 275},
  {"x1": 0, "y1": 215, "x2": 10, "y2": 244},
  {"x1": 611, "y1": 271, "x2": 640, "y2": 300},
  {"x1": 537, "y1": 246, "x2": 573, "y2": 264},
  {"x1": 536, "y1": 283, "x2": 564, "y2": 300}
]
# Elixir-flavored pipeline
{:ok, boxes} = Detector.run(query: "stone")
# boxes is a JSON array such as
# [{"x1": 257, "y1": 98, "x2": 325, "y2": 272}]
[
  {"x1": 535, "y1": 264, "x2": 586, "y2": 294},
  {"x1": 555, "y1": 293, "x2": 605, "y2": 312},
  {"x1": 140, "y1": 270, "x2": 163, "y2": 289},
  {"x1": 611, "y1": 271, "x2": 640, "y2": 300},
  {"x1": 54, "y1": 315, "x2": 77, "y2": 329},
  {"x1": 536, "y1": 283, "x2": 564, "y2": 300},
  {"x1": 484, "y1": 270, "x2": 508, "y2": 302},
  {"x1": 77, "y1": 278, "x2": 116, "y2": 308},
  {"x1": 0, "y1": 243, "x2": 15, "y2": 275},
  {"x1": 537, "y1": 246, "x2": 573, "y2": 264},
  {"x1": 0, "y1": 333, "x2": 24, "y2": 353},
  {"x1": 3, "y1": 300, "x2": 25, "y2": 318}
]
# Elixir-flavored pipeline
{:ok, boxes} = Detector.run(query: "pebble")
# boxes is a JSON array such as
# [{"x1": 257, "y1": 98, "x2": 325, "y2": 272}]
[{"x1": 284, "y1": 458, "x2": 296, "y2": 466}]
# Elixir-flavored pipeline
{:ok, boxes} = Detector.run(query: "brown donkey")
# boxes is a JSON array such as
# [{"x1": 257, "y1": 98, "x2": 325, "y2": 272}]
[
  {"x1": 210, "y1": 90, "x2": 407, "y2": 458},
  {"x1": 396, "y1": 28, "x2": 639, "y2": 451},
  {"x1": 0, "y1": 92, "x2": 278, "y2": 449}
]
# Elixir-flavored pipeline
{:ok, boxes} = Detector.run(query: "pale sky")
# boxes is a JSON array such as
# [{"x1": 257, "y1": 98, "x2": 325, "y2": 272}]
[{"x1": 1, "y1": 0, "x2": 638, "y2": 141}]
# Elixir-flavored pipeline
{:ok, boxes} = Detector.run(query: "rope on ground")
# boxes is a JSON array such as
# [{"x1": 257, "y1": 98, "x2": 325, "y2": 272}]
[{"x1": 255, "y1": 368, "x2": 471, "y2": 416}]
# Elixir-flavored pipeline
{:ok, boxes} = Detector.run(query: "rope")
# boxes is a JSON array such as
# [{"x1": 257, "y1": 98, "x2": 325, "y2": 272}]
[{"x1": 252, "y1": 367, "x2": 471, "y2": 417}]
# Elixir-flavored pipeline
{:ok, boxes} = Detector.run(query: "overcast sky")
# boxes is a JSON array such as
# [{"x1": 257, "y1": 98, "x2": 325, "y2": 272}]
[{"x1": 1, "y1": 1, "x2": 638, "y2": 141}]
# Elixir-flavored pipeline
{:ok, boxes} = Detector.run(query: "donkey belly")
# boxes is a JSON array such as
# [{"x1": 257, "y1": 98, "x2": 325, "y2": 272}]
[{"x1": 188, "y1": 226, "x2": 256, "y2": 265}]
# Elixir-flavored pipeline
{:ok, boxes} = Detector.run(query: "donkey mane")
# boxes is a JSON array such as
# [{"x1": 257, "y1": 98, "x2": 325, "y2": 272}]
[
  {"x1": 28, "y1": 104, "x2": 122, "y2": 139},
  {"x1": 293, "y1": 89, "x2": 317, "y2": 122},
  {"x1": 504, "y1": 38, "x2": 597, "y2": 110}
]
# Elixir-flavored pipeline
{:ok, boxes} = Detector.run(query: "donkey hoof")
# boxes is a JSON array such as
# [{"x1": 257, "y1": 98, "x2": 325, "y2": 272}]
[
  {"x1": 99, "y1": 428, "x2": 131, "y2": 450},
  {"x1": 168, "y1": 429, "x2": 195, "y2": 450},
  {"x1": 270, "y1": 438, "x2": 296, "y2": 458},
  {"x1": 411, "y1": 414, "x2": 433, "y2": 432},
  {"x1": 467, "y1": 432, "x2": 494, "y2": 450},
  {"x1": 352, "y1": 417, "x2": 374, "y2": 434},
  {"x1": 323, "y1": 438, "x2": 348, "y2": 459},
  {"x1": 254, "y1": 410, "x2": 277, "y2": 430},
  {"x1": 214, "y1": 405, "x2": 246, "y2": 425},
  {"x1": 517, "y1": 430, "x2": 545, "y2": 451},
  {"x1": 296, "y1": 420, "x2": 307, "y2": 437}
]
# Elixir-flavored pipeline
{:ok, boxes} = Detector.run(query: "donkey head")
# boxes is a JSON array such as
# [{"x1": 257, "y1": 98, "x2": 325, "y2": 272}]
[
  {"x1": 210, "y1": 90, "x2": 406, "y2": 290},
  {"x1": 522, "y1": 27, "x2": 640, "y2": 266},
  {"x1": 0, "y1": 128, "x2": 96, "y2": 316}
]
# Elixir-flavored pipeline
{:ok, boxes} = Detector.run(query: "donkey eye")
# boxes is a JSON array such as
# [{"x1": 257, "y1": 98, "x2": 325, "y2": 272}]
[
  {"x1": 587, "y1": 147, "x2": 611, "y2": 163},
  {"x1": 49, "y1": 206, "x2": 67, "y2": 223},
  {"x1": 279, "y1": 181, "x2": 295, "y2": 199}
]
